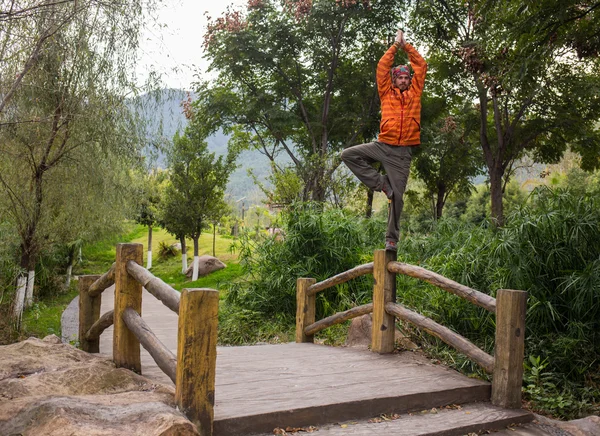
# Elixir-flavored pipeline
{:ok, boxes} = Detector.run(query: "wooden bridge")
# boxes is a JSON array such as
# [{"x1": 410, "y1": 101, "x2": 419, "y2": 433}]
[{"x1": 77, "y1": 243, "x2": 533, "y2": 435}]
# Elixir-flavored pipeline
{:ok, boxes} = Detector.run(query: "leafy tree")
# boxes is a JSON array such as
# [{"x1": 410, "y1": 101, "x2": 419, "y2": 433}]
[
  {"x1": 0, "y1": 0, "x2": 157, "y2": 325},
  {"x1": 134, "y1": 169, "x2": 164, "y2": 269},
  {"x1": 414, "y1": 96, "x2": 483, "y2": 220},
  {"x1": 195, "y1": 0, "x2": 404, "y2": 202},
  {"x1": 409, "y1": 0, "x2": 600, "y2": 226},
  {"x1": 165, "y1": 129, "x2": 236, "y2": 280}
]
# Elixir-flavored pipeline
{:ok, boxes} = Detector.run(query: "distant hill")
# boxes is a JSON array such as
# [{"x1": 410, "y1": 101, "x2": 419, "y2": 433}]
[{"x1": 139, "y1": 89, "x2": 286, "y2": 203}]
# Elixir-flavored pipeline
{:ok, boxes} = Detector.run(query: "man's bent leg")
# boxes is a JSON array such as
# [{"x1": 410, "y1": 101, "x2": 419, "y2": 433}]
[
  {"x1": 382, "y1": 146, "x2": 413, "y2": 243},
  {"x1": 341, "y1": 142, "x2": 389, "y2": 192}
]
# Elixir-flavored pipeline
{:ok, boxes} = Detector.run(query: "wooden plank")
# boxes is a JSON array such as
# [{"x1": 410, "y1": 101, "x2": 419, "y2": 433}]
[
  {"x1": 85, "y1": 309, "x2": 113, "y2": 341},
  {"x1": 122, "y1": 307, "x2": 177, "y2": 383},
  {"x1": 387, "y1": 261, "x2": 496, "y2": 313},
  {"x1": 113, "y1": 243, "x2": 143, "y2": 373},
  {"x1": 307, "y1": 263, "x2": 374, "y2": 296},
  {"x1": 78, "y1": 275, "x2": 101, "y2": 352},
  {"x1": 372, "y1": 249, "x2": 397, "y2": 353},
  {"x1": 176, "y1": 288, "x2": 219, "y2": 436},
  {"x1": 253, "y1": 402, "x2": 532, "y2": 436},
  {"x1": 492, "y1": 289, "x2": 527, "y2": 408},
  {"x1": 385, "y1": 302, "x2": 494, "y2": 373},
  {"x1": 126, "y1": 260, "x2": 180, "y2": 313},
  {"x1": 304, "y1": 303, "x2": 373, "y2": 336},
  {"x1": 296, "y1": 278, "x2": 316, "y2": 343},
  {"x1": 88, "y1": 263, "x2": 116, "y2": 297}
]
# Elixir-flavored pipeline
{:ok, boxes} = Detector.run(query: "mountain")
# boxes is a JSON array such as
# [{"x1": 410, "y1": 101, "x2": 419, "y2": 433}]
[{"x1": 139, "y1": 89, "x2": 287, "y2": 203}]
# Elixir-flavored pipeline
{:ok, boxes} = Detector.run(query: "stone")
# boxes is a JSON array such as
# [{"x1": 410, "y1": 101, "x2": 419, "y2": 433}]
[
  {"x1": 0, "y1": 336, "x2": 199, "y2": 436},
  {"x1": 345, "y1": 314, "x2": 418, "y2": 350},
  {"x1": 185, "y1": 255, "x2": 226, "y2": 278}
]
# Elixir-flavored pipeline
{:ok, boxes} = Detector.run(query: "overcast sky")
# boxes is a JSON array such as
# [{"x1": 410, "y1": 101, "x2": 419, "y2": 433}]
[{"x1": 136, "y1": 0, "x2": 246, "y2": 90}]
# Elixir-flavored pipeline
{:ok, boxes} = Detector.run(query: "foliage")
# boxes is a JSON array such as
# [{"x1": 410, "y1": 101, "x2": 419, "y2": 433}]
[
  {"x1": 227, "y1": 204, "x2": 383, "y2": 319},
  {"x1": 408, "y1": 0, "x2": 600, "y2": 225},
  {"x1": 196, "y1": 0, "x2": 405, "y2": 202},
  {"x1": 158, "y1": 241, "x2": 178, "y2": 260}
]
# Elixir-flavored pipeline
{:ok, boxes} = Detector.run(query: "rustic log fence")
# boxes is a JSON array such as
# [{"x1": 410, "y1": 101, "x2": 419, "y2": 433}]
[
  {"x1": 78, "y1": 243, "x2": 218, "y2": 436},
  {"x1": 296, "y1": 249, "x2": 527, "y2": 409}
]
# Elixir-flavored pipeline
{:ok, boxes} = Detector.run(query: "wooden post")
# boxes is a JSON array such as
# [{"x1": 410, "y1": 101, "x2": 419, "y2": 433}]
[
  {"x1": 492, "y1": 289, "x2": 527, "y2": 408},
  {"x1": 296, "y1": 278, "x2": 316, "y2": 343},
  {"x1": 176, "y1": 288, "x2": 219, "y2": 436},
  {"x1": 113, "y1": 243, "x2": 143, "y2": 373},
  {"x1": 78, "y1": 275, "x2": 101, "y2": 352},
  {"x1": 371, "y1": 249, "x2": 397, "y2": 353}
]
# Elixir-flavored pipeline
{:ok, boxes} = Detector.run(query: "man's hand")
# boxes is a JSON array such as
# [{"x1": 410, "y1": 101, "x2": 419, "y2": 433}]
[{"x1": 395, "y1": 29, "x2": 406, "y2": 47}]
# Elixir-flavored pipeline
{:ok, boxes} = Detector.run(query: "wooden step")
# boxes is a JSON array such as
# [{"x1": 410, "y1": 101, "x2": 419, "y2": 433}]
[
  {"x1": 257, "y1": 402, "x2": 534, "y2": 436},
  {"x1": 212, "y1": 343, "x2": 492, "y2": 435}
]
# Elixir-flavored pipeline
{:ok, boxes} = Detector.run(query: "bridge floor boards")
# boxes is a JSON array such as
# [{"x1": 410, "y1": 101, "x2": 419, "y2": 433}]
[{"x1": 97, "y1": 286, "x2": 495, "y2": 435}]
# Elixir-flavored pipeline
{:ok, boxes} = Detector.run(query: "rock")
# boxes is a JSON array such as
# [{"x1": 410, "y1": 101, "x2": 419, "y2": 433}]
[
  {"x1": 185, "y1": 255, "x2": 226, "y2": 278},
  {"x1": 345, "y1": 314, "x2": 418, "y2": 350},
  {"x1": 0, "y1": 337, "x2": 199, "y2": 436}
]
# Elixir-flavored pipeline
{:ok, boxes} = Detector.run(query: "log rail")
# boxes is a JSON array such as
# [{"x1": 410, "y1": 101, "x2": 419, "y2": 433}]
[
  {"x1": 78, "y1": 243, "x2": 218, "y2": 436},
  {"x1": 296, "y1": 249, "x2": 527, "y2": 410}
]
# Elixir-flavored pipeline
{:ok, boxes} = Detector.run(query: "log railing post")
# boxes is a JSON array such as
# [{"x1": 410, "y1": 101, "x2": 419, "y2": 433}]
[
  {"x1": 176, "y1": 288, "x2": 219, "y2": 436},
  {"x1": 371, "y1": 249, "x2": 397, "y2": 353},
  {"x1": 78, "y1": 274, "x2": 101, "y2": 352},
  {"x1": 296, "y1": 278, "x2": 316, "y2": 343},
  {"x1": 492, "y1": 289, "x2": 527, "y2": 408},
  {"x1": 113, "y1": 243, "x2": 143, "y2": 373}
]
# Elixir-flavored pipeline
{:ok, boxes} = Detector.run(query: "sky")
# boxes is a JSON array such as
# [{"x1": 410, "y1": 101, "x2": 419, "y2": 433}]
[{"x1": 136, "y1": 0, "x2": 246, "y2": 90}]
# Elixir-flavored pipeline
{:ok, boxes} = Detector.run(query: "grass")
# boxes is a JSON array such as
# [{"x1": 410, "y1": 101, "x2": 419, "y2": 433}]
[{"x1": 22, "y1": 287, "x2": 79, "y2": 340}]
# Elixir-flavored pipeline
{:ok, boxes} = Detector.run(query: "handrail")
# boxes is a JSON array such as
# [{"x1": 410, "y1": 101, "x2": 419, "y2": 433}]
[
  {"x1": 88, "y1": 263, "x2": 116, "y2": 297},
  {"x1": 122, "y1": 307, "x2": 177, "y2": 383},
  {"x1": 126, "y1": 260, "x2": 180, "y2": 313},
  {"x1": 307, "y1": 263, "x2": 373, "y2": 296},
  {"x1": 385, "y1": 302, "x2": 494, "y2": 373},
  {"x1": 387, "y1": 261, "x2": 496, "y2": 313},
  {"x1": 85, "y1": 310, "x2": 114, "y2": 341},
  {"x1": 304, "y1": 303, "x2": 373, "y2": 336}
]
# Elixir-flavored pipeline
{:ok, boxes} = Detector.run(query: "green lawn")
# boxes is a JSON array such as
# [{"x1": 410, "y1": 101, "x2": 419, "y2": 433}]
[{"x1": 22, "y1": 287, "x2": 79, "y2": 341}]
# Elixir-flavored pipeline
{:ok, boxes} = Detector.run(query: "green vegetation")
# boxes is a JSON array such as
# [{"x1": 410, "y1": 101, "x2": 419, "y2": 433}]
[{"x1": 21, "y1": 288, "x2": 79, "y2": 341}]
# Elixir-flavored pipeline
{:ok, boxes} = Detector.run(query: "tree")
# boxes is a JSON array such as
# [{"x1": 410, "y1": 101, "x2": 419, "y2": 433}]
[
  {"x1": 196, "y1": 0, "x2": 405, "y2": 202},
  {"x1": 414, "y1": 97, "x2": 483, "y2": 220},
  {"x1": 134, "y1": 169, "x2": 164, "y2": 270},
  {"x1": 165, "y1": 129, "x2": 236, "y2": 281},
  {"x1": 0, "y1": 0, "x2": 156, "y2": 325},
  {"x1": 409, "y1": 0, "x2": 600, "y2": 226}
]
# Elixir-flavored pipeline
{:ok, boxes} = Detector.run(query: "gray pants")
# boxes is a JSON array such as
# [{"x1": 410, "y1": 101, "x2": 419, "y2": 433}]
[{"x1": 341, "y1": 141, "x2": 413, "y2": 243}]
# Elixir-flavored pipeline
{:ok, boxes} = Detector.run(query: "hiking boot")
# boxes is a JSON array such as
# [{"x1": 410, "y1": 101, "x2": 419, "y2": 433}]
[
  {"x1": 381, "y1": 175, "x2": 394, "y2": 200},
  {"x1": 385, "y1": 240, "x2": 398, "y2": 252}
]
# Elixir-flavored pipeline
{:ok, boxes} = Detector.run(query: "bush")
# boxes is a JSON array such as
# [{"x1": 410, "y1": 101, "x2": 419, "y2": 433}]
[{"x1": 158, "y1": 241, "x2": 179, "y2": 259}]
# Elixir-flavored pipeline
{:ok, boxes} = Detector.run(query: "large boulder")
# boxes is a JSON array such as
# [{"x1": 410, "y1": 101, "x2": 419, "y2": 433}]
[
  {"x1": 0, "y1": 335, "x2": 199, "y2": 436},
  {"x1": 185, "y1": 255, "x2": 226, "y2": 278},
  {"x1": 345, "y1": 314, "x2": 418, "y2": 350}
]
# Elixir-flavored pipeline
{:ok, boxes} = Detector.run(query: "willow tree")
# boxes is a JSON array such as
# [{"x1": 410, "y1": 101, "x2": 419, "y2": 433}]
[
  {"x1": 409, "y1": 0, "x2": 600, "y2": 226},
  {"x1": 0, "y1": 0, "x2": 157, "y2": 325},
  {"x1": 196, "y1": 0, "x2": 404, "y2": 202}
]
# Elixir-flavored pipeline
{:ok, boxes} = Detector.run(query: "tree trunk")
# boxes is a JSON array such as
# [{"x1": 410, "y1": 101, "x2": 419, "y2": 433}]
[
  {"x1": 180, "y1": 236, "x2": 187, "y2": 275},
  {"x1": 65, "y1": 264, "x2": 73, "y2": 289},
  {"x1": 25, "y1": 269, "x2": 35, "y2": 308},
  {"x1": 13, "y1": 274, "x2": 27, "y2": 327},
  {"x1": 435, "y1": 183, "x2": 446, "y2": 220},
  {"x1": 213, "y1": 223, "x2": 216, "y2": 257},
  {"x1": 192, "y1": 237, "x2": 199, "y2": 281},
  {"x1": 489, "y1": 166, "x2": 505, "y2": 227},
  {"x1": 365, "y1": 189, "x2": 374, "y2": 218},
  {"x1": 147, "y1": 225, "x2": 153, "y2": 269}
]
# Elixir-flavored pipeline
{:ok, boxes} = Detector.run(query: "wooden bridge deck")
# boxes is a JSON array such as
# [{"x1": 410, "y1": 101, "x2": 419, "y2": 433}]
[{"x1": 97, "y1": 287, "x2": 501, "y2": 435}]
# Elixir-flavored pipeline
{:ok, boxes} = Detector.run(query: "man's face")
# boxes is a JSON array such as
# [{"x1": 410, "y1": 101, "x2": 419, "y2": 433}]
[{"x1": 394, "y1": 74, "x2": 411, "y2": 91}]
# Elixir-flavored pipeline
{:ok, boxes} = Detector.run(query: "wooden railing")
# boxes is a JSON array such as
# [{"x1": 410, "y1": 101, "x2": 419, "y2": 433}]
[
  {"x1": 78, "y1": 243, "x2": 218, "y2": 436},
  {"x1": 296, "y1": 249, "x2": 527, "y2": 409}
]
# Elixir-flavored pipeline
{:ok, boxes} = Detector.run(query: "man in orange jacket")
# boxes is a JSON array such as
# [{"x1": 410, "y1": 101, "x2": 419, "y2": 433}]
[{"x1": 341, "y1": 29, "x2": 427, "y2": 252}]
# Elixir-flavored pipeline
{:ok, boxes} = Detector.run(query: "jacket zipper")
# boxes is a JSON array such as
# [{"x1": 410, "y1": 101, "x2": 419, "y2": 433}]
[{"x1": 399, "y1": 93, "x2": 405, "y2": 144}]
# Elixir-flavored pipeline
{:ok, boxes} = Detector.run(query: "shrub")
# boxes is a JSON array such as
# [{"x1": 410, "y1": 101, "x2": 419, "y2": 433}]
[{"x1": 158, "y1": 241, "x2": 179, "y2": 259}]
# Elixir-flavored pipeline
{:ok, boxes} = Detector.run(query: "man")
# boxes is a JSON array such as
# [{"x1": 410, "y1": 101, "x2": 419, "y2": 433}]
[{"x1": 341, "y1": 29, "x2": 427, "y2": 252}]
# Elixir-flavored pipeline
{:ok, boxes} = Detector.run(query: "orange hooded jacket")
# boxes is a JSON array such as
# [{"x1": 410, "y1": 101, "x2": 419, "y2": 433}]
[{"x1": 376, "y1": 43, "x2": 427, "y2": 146}]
